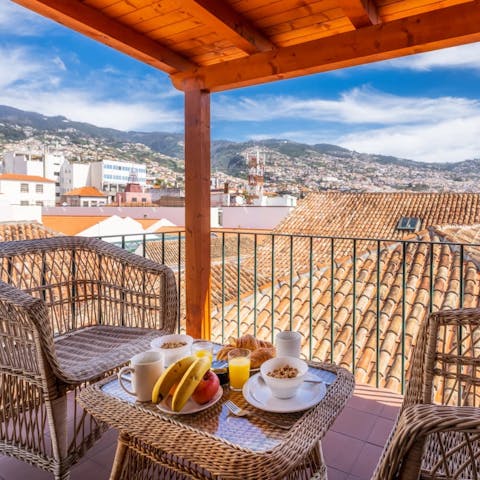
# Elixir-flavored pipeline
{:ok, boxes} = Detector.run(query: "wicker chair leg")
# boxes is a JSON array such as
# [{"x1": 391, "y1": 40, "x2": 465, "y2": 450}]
[
  {"x1": 110, "y1": 433, "x2": 130, "y2": 480},
  {"x1": 49, "y1": 395, "x2": 70, "y2": 480}
]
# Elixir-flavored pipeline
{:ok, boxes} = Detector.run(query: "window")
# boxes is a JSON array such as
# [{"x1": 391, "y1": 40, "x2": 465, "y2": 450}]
[
  {"x1": 20, "y1": 183, "x2": 29, "y2": 193},
  {"x1": 131, "y1": 197, "x2": 138, "y2": 202},
  {"x1": 141, "y1": 198, "x2": 147, "y2": 203},
  {"x1": 36, "y1": 184, "x2": 43, "y2": 193},
  {"x1": 35, "y1": 201, "x2": 44, "y2": 206},
  {"x1": 82, "y1": 201, "x2": 88, "y2": 207},
  {"x1": 397, "y1": 217, "x2": 421, "y2": 231},
  {"x1": 20, "y1": 201, "x2": 29, "y2": 206}
]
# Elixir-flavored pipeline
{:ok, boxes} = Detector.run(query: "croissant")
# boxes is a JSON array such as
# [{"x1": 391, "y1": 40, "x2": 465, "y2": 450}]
[
  {"x1": 250, "y1": 347, "x2": 276, "y2": 369},
  {"x1": 234, "y1": 334, "x2": 259, "y2": 350},
  {"x1": 216, "y1": 345, "x2": 236, "y2": 361},
  {"x1": 256, "y1": 339, "x2": 274, "y2": 349}
]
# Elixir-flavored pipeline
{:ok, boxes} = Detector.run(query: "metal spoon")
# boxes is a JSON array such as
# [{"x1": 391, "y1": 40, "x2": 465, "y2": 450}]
[{"x1": 257, "y1": 374, "x2": 324, "y2": 385}]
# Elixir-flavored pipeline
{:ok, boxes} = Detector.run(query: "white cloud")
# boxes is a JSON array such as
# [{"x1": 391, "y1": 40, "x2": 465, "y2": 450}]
[
  {"x1": 0, "y1": 42, "x2": 182, "y2": 131},
  {"x1": 382, "y1": 42, "x2": 480, "y2": 71},
  {"x1": 337, "y1": 116, "x2": 480, "y2": 163},
  {"x1": 214, "y1": 87, "x2": 479, "y2": 126},
  {"x1": 223, "y1": 87, "x2": 480, "y2": 163},
  {"x1": 0, "y1": 0, "x2": 50, "y2": 36}
]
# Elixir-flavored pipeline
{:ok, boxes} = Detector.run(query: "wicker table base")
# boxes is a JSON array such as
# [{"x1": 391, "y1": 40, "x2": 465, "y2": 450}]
[{"x1": 79, "y1": 362, "x2": 354, "y2": 480}]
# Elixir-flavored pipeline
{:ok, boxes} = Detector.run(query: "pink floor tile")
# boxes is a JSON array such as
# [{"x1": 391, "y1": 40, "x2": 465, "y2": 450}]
[
  {"x1": 367, "y1": 417, "x2": 394, "y2": 447},
  {"x1": 322, "y1": 431, "x2": 365, "y2": 473},
  {"x1": 349, "y1": 442, "x2": 384, "y2": 479},
  {"x1": 327, "y1": 466, "x2": 349, "y2": 480},
  {"x1": 330, "y1": 406, "x2": 378, "y2": 441}
]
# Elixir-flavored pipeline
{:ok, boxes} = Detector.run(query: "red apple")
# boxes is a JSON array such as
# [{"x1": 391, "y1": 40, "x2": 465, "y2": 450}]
[{"x1": 192, "y1": 370, "x2": 220, "y2": 404}]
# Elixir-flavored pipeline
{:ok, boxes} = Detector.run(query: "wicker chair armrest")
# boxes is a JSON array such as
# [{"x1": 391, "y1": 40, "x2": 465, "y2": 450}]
[
  {"x1": 0, "y1": 280, "x2": 53, "y2": 378},
  {"x1": 373, "y1": 404, "x2": 480, "y2": 480},
  {"x1": 430, "y1": 307, "x2": 480, "y2": 326}
]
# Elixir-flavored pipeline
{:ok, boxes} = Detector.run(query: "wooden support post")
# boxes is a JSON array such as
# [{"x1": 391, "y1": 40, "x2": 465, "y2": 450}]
[{"x1": 184, "y1": 88, "x2": 211, "y2": 340}]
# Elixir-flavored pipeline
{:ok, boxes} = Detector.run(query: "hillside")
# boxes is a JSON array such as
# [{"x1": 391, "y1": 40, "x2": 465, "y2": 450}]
[{"x1": 1, "y1": 105, "x2": 479, "y2": 194}]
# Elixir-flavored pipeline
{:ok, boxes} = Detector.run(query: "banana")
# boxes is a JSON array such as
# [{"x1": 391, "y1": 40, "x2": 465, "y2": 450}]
[
  {"x1": 151, "y1": 355, "x2": 197, "y2": 403},
  {"x1": 171, "y1": 357, "x2": 211, "y2": 412}
]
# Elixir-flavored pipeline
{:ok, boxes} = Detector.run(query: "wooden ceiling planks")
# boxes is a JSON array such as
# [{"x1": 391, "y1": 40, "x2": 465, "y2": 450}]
[
  {"x1": 15, "y1": 0, "x2": 196, "y2": 73},
  {"x1": 14, "y1": 0, "x2": 480, "y2": 90},
  {"x1": 171, "y1": 0, "x2": 480, "y2": 91},
  {"x1": 337, "y1": 0, "x2": 381, "y2": 27}
]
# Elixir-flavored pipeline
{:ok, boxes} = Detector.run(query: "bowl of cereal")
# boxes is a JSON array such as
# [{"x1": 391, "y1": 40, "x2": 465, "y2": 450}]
[
  {"x1": 260, "y1": 356, "x2": 308, "y2": 399},
  {"x1": 151, "y1": 334, "x2": 193, "y2": 367}
]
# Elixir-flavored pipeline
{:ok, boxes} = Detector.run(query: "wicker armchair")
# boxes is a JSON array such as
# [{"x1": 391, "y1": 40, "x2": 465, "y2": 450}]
[
  {"x1": 0, "y1": 236, "x2": 177, "y2": 479},
  {"x1": 373, "y1": 308, "x2": 480, "y2": 479}
]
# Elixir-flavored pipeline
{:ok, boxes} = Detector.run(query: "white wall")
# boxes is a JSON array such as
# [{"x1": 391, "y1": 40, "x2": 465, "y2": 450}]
[
  {"x1": 0, "y1": 194, "x2": 41, "y2": 221},
  {"x1": 0, "y1": 178, "x2": 56, "y2": 207},
  {"x1": 59, "y1": 161, "x2": 90, "y2": 194},
  {"x1": 221, "y1": 206, "x2": 294, "y2": 229}
]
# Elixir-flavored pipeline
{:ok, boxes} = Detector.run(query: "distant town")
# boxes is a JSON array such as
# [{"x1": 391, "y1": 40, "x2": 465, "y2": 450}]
[{"x1": 1, "y1": 105, "x2": 480, "y2": 220}]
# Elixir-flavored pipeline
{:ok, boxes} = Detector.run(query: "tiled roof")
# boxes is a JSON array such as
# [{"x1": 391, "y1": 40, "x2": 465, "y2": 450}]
[
  {"x1": 42, "y1": 216, "x2": 111, "y2": 235},
  {"x1": 63, "y1": 186, "x2": 106, "y2": 197},
  {"x1": 0, "y1": 173, "x2": 55, "y2": 183},
  {"x1": 247, "y1": 192, "x2": 480, "y2": 278},
  {"x1": 431, "y1": 224, "x2": 480, "y2": 263},
  {"x1": 0, "y1": 221, "x2": 60, "y2": 241},
  {"x1": 211, "y1": 226, "x2": 480, "y2": 393}
]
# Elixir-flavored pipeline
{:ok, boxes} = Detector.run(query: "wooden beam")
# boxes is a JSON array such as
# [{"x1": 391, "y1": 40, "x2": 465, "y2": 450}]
[
  {"x1": 184, "y1": 88, "x2": 211, "y2": 340},
  {"x1": 13, "y1": 0, "x2": 195, "y2": 73},
  {"x1": 180, "y1": 0, "x2": 275, "y2": 53},
  {"x1": 338, "y1": 0, "x2": 380, "y2": 28},
  {"x1": 171, "y1": 0, "x2": 480, "y2": 92}
]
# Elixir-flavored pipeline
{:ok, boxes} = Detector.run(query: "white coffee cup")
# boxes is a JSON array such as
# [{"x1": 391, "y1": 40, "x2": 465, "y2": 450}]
[
  {"x1": 118, "y1": 350, "x2": 164, "y2": 402},
  {"x1": 275, "y1": 330, "x2": 302, "y2": 358}
]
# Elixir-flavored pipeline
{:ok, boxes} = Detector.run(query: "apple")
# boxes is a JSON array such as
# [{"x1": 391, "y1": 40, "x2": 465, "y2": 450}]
[{"x1": 192, "y1": 370, "x2": 220, "y2": 404}]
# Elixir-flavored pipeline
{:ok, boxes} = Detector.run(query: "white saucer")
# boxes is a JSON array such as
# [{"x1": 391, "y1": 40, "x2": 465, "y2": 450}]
[
  {"x1": 157, "y1": 386, "x2": 223, "y2": 415},
  {"x1": 242, "y1": 373, "x2": 326, "y2": 413}
]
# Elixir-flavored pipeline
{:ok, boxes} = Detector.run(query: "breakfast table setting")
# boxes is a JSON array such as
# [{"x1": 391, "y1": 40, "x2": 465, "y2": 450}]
[{"x1": 78, "y1": 331, "x2": 355, "y2": 480}]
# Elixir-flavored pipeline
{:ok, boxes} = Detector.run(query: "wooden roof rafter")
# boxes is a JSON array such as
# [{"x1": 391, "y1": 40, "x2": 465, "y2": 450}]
[
  {"x1": 14, "y1": 0, "x2": 196, "y2": 73},
  {"x1": 337, "y1": 0, "x2": 381, "y2": 28},
  {"x1": 171, "y1": 0, "x2": 480, "y2": 92},
  {"x1": 179, "y1": 0, "x2": 276, "y2": 54}
]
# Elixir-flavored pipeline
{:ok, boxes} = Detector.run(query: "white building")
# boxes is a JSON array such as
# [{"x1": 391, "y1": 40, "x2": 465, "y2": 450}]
[
  {"x1": 0, "y1": 173, "x2": 56, "y2": 207},
  {"x1": 252, "y1": 194, "x2": 297, "y2": 207},
  {"x1": 3, "y1": 150, "x2": 65, "y2": 200},
  {"x1": 90, "y1": 160, "x2": 147, "y2": 194},
  {"x1": 59, "y1": 160, "x2": 90, "y2": 195}
]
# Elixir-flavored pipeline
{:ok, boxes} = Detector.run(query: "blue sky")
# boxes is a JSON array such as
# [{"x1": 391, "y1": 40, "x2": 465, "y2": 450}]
[{"x1": 1, "y1": 0, "x2": 479, "y2": 163}]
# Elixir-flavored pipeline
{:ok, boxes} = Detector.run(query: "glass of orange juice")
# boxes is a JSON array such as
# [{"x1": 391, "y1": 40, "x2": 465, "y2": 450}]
[
  {"x1": 191, "y1": 341, "x2": 214, "y2": 367},
  {"x1": 227, "y1": 348, "x2": 251, "y2": 391}
]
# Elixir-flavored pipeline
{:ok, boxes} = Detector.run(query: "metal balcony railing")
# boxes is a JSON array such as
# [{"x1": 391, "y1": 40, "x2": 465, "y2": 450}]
[{"x1": 98, "y1": 229, "x2": 480, "y2": 394}]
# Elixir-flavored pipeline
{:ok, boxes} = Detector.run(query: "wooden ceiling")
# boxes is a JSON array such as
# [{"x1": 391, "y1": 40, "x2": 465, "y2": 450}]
[{"x1": 14, "y1": 0, "x2": 480, "y2": 92}]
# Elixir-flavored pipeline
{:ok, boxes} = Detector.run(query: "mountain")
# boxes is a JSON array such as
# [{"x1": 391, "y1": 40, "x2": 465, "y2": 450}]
[{"x1": 0, "y1": 105, "x2": 479, "y2": 194}]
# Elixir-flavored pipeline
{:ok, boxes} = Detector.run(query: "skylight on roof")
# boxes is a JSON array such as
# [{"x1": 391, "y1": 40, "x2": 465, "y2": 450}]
[{"x1": 397, "y1": 217, "x2": 421, "y2": 231}]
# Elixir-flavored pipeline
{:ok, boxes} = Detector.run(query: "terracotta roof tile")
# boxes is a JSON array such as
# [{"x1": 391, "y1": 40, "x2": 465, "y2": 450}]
[
  {"x1": 0, "y1": 221, "x2": 60, "y2": 241},
  {"x1": 42, "y1": 216, "x2": 112, "y2": 235},
  {"x1": 246, "y1": 192, "x2": 480, "y2": 279},
  {"x1": 0, "y1": 173, "x2": 55, "y2": 183},
  {"x1": 63, "y1": 186, "x2": 106, "y2": 197}
]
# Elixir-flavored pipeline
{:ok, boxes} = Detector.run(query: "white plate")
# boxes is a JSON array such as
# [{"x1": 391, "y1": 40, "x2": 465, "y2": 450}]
[
  {"x1": 242, "y1": 373, "x2": 326, "y2": 413},
  {"x1": 156, "y1": 386, "x2": 223, "y2": 415}
]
